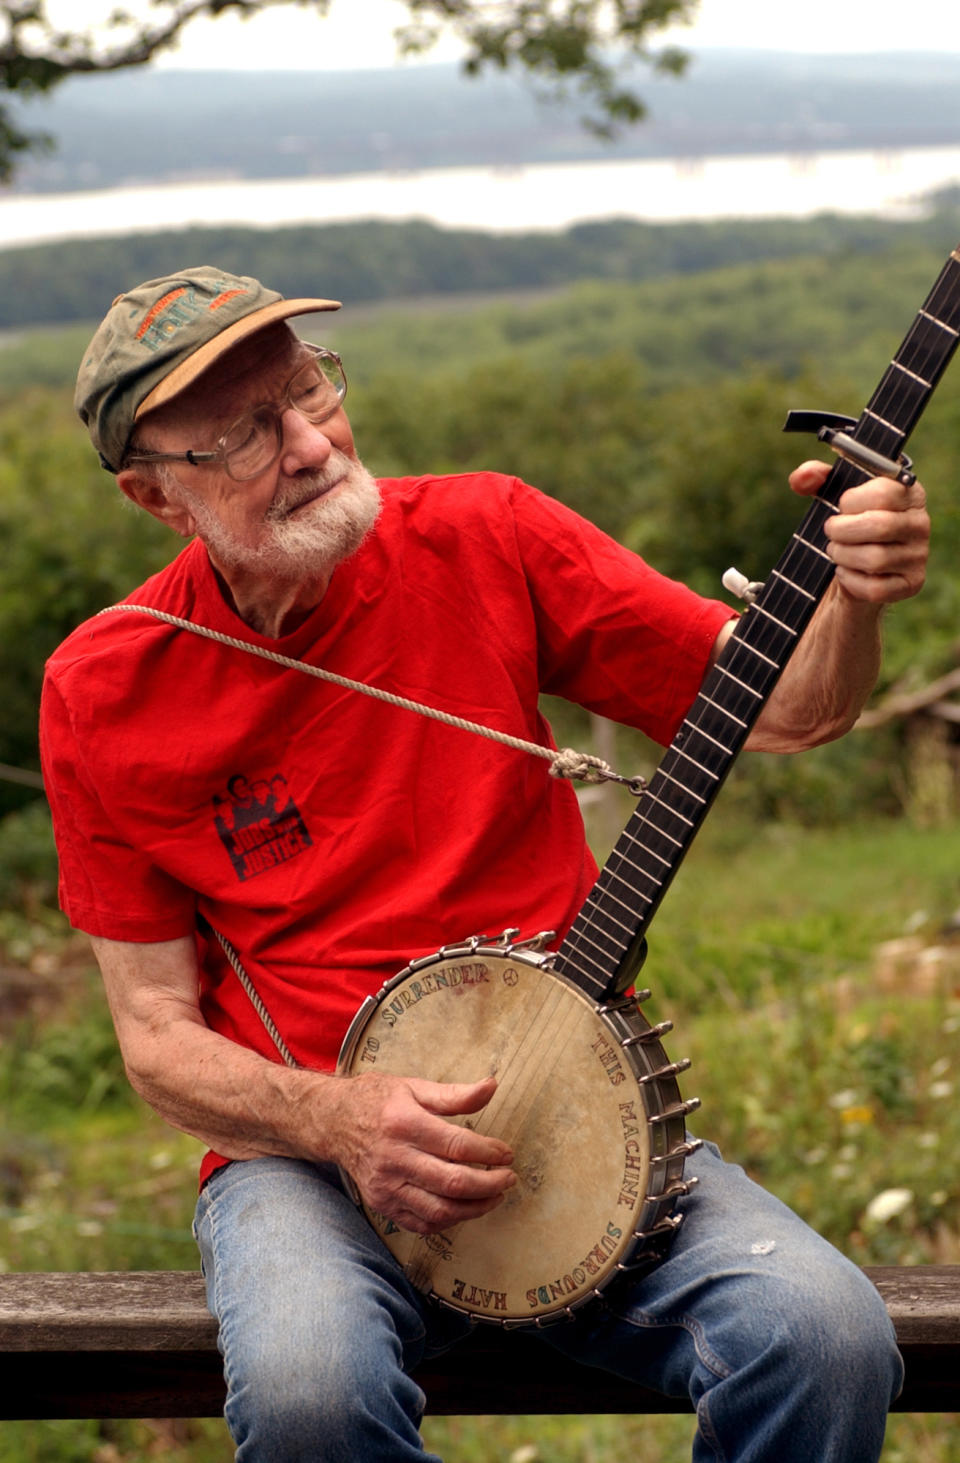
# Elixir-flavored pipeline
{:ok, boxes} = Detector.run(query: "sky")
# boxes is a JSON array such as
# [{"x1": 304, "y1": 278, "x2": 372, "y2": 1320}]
[{"x1": 40, "y1": 0, "x2": 960, "y2": 71}]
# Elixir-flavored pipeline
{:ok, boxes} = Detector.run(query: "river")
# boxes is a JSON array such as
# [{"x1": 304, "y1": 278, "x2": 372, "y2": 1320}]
[{"x1": 2, "y1": 144, "x2": 960, "y2": 249}]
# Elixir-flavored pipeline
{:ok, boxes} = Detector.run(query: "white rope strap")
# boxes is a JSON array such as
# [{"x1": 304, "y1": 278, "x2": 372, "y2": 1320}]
[
  {"x1": 96, "y1": 602, "x2": 646, "y2": 791},
  {"x1": 200, "y1": 919, "x2": 300, "y2": 1068}
]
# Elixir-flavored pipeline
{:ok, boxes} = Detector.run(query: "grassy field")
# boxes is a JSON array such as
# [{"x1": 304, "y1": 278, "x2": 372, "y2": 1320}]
[{"x1": 0, "y1": 813, "x2": 957, "y2": 1460}]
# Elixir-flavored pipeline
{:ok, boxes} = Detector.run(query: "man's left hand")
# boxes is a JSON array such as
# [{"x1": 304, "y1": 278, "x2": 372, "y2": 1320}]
[{"x1": 789, "y1": 458, "x2": 930, "y2": 605}]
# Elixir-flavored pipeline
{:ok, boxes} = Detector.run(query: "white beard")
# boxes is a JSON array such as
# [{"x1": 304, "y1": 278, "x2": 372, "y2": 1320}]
[{"x1": 172, "y1": 451, "x2": 381, "y2": 581}]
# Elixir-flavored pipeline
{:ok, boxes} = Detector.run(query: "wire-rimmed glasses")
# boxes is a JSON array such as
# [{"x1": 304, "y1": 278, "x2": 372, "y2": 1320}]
[{"x1": 126, "y1": 344, "x2": 347, "y2": 482}]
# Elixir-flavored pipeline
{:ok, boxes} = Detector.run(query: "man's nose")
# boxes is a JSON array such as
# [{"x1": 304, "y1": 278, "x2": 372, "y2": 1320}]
[{"x1": 277, "y1": 406, "x2": 334, "y2": 473}]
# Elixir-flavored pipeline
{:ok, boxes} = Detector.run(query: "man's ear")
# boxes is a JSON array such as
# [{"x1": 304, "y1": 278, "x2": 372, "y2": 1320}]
[{"x1": 116, "y1": 468, "x2": 196, "y2": 539}]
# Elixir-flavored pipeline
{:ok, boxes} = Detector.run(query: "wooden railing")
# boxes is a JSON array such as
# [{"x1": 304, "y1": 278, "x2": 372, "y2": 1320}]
[{"x1": 1, "y1": 1267, "x2": 958, "y2": 1419}]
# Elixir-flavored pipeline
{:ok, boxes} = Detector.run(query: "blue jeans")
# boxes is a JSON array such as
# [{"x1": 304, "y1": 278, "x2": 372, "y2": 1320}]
[{"x1": 194, "y1": 1143, "x2": 902, "y2": 1462}]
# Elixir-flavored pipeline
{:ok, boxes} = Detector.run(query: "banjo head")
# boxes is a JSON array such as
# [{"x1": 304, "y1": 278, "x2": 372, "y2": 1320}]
[{"x1": 337, "y1": 940, "x2": 695, "y2": 1325}]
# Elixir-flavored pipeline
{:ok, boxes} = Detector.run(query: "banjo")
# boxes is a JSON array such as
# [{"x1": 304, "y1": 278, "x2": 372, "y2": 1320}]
[{"x1": 337, "y1": 243, "x2": 960, "y2": 1325}]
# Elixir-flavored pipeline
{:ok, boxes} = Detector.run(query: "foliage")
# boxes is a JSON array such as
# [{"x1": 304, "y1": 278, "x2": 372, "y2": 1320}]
[
  {"x1": 356, "y1": 348, "x2": 658, "y2": 537},
  {"x1": 0, "y1": 797, "x2": 57, "y2": 905},
  {"x1": 0, "y1": 389, "x2": 175, "y2": 815},
  {"x1": 4, "y1": 209, "x2": 960, "y2": 332},
  {"x1": 0, "y1": 323, "x2": 92, "y2": 389},
  {"x1": 328, "y1": 233, "x2": 960, "y2": 411},
  {"x1": 0, "y1": 0, "x2": 698, "y2": 181},
  {"x1": 1, "y1": 994, "x2": 129, "y2": 1125},
  {"x1": 3, "y1": 1413, "x2": 959, "y2": 1463}
]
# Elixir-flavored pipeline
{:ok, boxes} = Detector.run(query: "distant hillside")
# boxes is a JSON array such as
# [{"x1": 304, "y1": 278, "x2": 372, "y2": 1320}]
[
  {"x1": 6, "y1": 49, "x2": 960, "y2": 195},
  {"x1": 3, "y1": 206, "x2": 960, "y2": 334}
]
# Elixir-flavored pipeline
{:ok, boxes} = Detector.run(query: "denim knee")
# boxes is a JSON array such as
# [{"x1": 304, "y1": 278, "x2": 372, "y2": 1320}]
[
  {"x1": 195, "y1": 1158, "x2": 442, "y2": 1463},
  {"x1": 541, "y1": 1143, "x2": 905, "y2": 1462},
  {"x1": 687, "y1": 1261, "x2": 903, "y2": 1463},
  {"x1": 766, "y1": 1260, "x2": 903, "y2": 1404}
]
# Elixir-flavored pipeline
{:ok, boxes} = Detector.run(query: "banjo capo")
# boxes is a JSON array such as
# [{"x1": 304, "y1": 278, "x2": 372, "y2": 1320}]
[
  {"x1": 783, "y1": 408, "x2": 916, "y2": 486},
  {"x1": 724, "y1": 408, "x2": 919, "y2": 609}
]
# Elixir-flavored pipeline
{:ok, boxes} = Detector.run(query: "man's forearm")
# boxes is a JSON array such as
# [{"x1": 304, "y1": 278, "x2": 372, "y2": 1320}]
[
  {"x1": 91, "y1": 932, "x2": 515, "y2": 1232},
  {"x1": 745, "y1": 582, "x2": 884, "y2": 753},
  {"x1": 123, "y1": 1008, "x2": 344, "y2": 1162},
  {"x1": 91, "y1": 932, "x2": 341, "y2": 1162}
]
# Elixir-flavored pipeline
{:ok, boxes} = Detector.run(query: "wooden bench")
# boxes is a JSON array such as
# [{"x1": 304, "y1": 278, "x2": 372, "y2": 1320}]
[{"x1": 0, "y1": 1268, "x2": 957, "y2": 1420}]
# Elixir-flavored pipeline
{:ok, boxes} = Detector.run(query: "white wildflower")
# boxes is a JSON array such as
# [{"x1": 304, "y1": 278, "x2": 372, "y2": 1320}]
[{"x1": 864, "y1": 1188, "x2": 914, "y2": 1225}]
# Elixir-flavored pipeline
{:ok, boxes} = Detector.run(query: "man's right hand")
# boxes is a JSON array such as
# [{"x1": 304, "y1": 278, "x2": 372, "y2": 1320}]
[
  {"x1": 327, "y1": 1072, "x2": 516, "y2": 1235},
  {"x1": 89, "y1": 934, "x2": 515, "y2": 1235}
]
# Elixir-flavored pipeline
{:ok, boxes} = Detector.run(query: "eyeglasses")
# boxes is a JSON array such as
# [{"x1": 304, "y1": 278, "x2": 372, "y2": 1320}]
[{"x1": 127, "y1": 344, "x2": 348, "y2": 482}]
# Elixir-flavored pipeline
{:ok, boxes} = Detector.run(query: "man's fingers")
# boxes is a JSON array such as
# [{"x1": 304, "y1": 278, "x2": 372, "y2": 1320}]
[
  {"x1": 783, "y1": 461, "x2": 930, "y2": 606},
  {"x1": 410, "y1": 1074, "x2": 498, "y2": 1116},
  {"x1": 388, "y1": 1181, "x2": 512, "y2": 1236},
  {"x1": 789, "y1": 460, "x2": 928, "y2": 517},
  {"x1": 404, "y1": 1148, "x2": 516, "y2": 1201},
  {"x1": 834, "y1": 475, "x2": 928, "y2": 517},
  {"x1": 788, "y1": 458, "x2": 833, "y2": 495},
  {"x1": 340, "y1": 1070, "x2": 518, "y2": 1232},
  {"x1": 359, "y1": 1140, "x2": 516, "y2": 1235},
  {"x1": 406, "y1": 1075, "x2": 513, "y2": 1166}
]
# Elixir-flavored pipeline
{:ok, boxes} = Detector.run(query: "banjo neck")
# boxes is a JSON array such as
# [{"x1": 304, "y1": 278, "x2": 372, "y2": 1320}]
[{"x1": 553, "y1": 244, "x2": 960, "y2": 1004}]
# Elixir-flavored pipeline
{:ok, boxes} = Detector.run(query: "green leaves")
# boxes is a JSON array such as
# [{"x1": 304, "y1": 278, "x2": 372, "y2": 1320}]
[
  {"x1": 0, "y1": 390, "x2": 175, "y2": 815},
  {"x1": 397, "y1": 0, "x2": 696, "y2": 137}
]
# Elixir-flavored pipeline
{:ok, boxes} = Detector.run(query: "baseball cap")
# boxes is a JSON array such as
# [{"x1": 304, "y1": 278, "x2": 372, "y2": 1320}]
[{"x1": 75, "y1": 265, "x2": 341, "y2": 472}]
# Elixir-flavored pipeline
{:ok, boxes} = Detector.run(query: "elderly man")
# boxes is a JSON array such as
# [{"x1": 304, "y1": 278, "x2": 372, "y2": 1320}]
[{"x1": 41, "y1": 266, "x2": 925, "y2": 1462}]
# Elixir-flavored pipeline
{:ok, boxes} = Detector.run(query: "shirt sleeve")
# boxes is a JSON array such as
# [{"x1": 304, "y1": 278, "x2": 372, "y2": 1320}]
[
  {"x1": 508, "y1": 478, "x2": 737, "y2": 746},
  {"x1": 39, "y1": 671, "x2": 198, "y2": 941}
]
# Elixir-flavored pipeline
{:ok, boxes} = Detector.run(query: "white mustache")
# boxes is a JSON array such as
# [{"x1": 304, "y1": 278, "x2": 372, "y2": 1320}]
[{"x1": 267, "y1": 455, "x2": 348, "y2": 519}]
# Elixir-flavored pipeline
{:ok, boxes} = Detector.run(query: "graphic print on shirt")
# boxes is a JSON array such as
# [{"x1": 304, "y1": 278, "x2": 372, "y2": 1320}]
[{"x1": 212, "y1": 772, "x2": 313, "y2": 882}]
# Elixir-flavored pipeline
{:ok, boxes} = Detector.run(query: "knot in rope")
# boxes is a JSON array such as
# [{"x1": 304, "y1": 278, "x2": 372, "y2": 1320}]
[
  {"x1": 549, "y1": 747, "x2": 648, "y2": 796},
  {"x1": 550, "y1": 748, "x2": 614, "y2": 783}
]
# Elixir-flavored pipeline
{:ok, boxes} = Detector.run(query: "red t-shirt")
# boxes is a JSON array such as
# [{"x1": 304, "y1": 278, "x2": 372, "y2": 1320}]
[{"x1": 41, "y1": 473, "x2": 734, "y2": 1184}]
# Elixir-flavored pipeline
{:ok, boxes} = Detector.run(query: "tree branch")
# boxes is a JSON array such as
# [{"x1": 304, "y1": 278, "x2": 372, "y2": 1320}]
[{"x1": 856, "y1": 667, "x2": 960, "y2": 729}]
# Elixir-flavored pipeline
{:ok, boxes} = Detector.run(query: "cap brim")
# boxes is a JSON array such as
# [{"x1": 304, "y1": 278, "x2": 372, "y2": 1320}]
[{"x1": 135, "y1": 296, "x2": 341, "y2": 419}]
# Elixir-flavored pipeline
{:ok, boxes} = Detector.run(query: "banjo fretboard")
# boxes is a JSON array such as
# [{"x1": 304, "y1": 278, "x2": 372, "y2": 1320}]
[{"x1": 554, "y1": 245, "x2": 960, "y2": 1002}]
